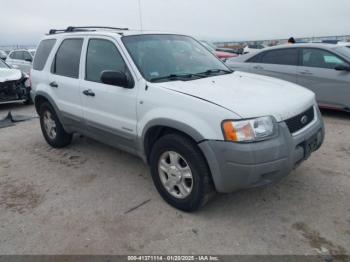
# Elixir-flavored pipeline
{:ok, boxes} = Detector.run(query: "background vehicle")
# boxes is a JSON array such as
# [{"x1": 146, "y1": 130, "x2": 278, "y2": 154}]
[
  {"x1": 6, "y1": 49, "x2": 33, "y2": 74},
  {"x1": 0, "y1": 50, "x2": 7, "y2": 60},
  {"x1": 32, "y1": 27, "x2": 324, "y2": 212},
  {"x1": 0, "y1": 59, "x2": 31, "y2": 104},
  {"x1": 226, "y1": 43, "x2": 350, "y2": 111},
  {"x1": 243, "y1": 44, "x2": 265, "y2": 54},
  {"x1": 337, "y1": 42, "x2": 350, "y2": 48},
  {"x1": 200, "y1": 41, "x2": 237, "y2": 60}
]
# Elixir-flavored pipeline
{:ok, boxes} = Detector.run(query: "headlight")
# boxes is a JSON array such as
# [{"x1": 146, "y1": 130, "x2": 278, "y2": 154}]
[{"x1": 222, "y1": 116, "x2": 276, "y2": 142}]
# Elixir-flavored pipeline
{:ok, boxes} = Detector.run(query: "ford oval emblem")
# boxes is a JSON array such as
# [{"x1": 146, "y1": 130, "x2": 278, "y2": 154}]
[{"x1": 301, "y1": 115, "x2": 308, "y2": 125}]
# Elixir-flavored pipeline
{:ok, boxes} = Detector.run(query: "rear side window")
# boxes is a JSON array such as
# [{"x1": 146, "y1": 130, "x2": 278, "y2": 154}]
[
  {"x1": 247, "y1": 53, "x2": 263, "y2": 63},
  {"x1": 85, "y1": 39, "x2": 128, "y2": 83},
  {"x1": 260, "y1": 49, "x2": 298, "y2": 66},
  {"x1": 33, "y1": 39, "x2": 56, "y2": 71},
  {"x1": 52, "y1": 38, "x2": 83, "y2": 78},
  {"x1": 11, "y1": 51, "x2": 23, "y2": 60}
]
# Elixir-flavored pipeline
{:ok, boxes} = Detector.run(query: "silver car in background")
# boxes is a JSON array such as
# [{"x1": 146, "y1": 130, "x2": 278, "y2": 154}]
[
  {"x1": 6, "y1": 49, "x2": 34, "y2": 74},
  {"x1": 226, "y1": 43, "x2": 350, "y2": 112}
]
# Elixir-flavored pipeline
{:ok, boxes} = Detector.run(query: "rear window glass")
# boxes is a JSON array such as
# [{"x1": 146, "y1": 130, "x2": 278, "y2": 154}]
[
  {"x1": 52, "y1": 38, "x2": 83, "y2": 78},
  {"x1": 33, "y1": 39, "x2": 56, "y2": 71}
]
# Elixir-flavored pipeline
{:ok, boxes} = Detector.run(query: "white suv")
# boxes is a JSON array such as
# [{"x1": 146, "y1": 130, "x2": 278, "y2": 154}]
[{"x1": 31, "y1": 26, "x2": 324, "y2": 211}]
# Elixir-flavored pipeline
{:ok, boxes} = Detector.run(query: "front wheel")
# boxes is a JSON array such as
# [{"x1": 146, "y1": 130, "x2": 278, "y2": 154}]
[{"x1": 149, "y1": 134, "x2": 214, "y2": 212}]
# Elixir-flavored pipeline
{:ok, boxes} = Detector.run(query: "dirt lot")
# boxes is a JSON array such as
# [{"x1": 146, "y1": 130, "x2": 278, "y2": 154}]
[{"x1": 0, "y1": 103, "x2": 349, "y2": 256}]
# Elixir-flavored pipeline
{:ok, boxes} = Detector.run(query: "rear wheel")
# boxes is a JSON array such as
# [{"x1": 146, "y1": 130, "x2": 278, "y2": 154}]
[
  {"x1": 39, "y1": 102, "x2": 72, "y2": 148},
  {"x1": 149, "y1": 133, "x2": 214, "y2": 212}
]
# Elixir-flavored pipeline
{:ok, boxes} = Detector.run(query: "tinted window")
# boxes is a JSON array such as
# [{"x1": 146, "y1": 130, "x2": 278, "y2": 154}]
[
  {"x1": 302, "y1": 48, "x2": 346, "y2": 69},
  {"x1": 52, "y1": 39, "x2": 83, "y2": 78},
  {"x1": 86, "y1": 39, "x2": 129, "y2": 83},
  {"x1": 11, "y1": 51, "x2": 23, "y2": 60},
  {"x1": 247, "y1": 53, "x2": 262, "y2": 63},
  {"x1": 33, "y1": 39, "x2": 56, "y2": 71},
  {"x1": 261, "y1": 49, "x2": 298, "y2": 65}
]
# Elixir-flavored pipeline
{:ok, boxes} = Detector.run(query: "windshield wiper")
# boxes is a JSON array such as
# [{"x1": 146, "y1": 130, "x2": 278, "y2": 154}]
[{"x1": 150, "y1": 73, "x2": 204, "y2": 83}]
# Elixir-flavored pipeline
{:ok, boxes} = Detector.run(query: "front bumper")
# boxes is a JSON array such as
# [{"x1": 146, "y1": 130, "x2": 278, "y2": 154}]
[{"x1": 199, "y1": 107, "x2": 325, "y2": 193}]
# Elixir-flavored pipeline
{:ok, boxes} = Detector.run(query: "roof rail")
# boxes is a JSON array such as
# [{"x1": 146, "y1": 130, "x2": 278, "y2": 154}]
[{"x1": 48, "y1": 26, "x2": 129, "y2": 35}]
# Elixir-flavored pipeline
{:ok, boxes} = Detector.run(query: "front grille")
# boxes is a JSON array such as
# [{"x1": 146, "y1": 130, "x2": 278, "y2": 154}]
[{"x1": 285, "y1": 106, "x2": 314, "y2": 134}]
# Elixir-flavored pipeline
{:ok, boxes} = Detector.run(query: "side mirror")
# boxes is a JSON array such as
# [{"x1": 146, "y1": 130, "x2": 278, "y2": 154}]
[
  {"x1": 100, "y1": 71, "x2": 132, "y2": 88},
  {"x1": 335, "y1": 64, "x2": 350, "y2": 72}
]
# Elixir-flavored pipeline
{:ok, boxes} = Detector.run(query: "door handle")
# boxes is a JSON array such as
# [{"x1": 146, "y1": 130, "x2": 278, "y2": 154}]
[
  {"x1": 49, "y1": 81, "x2": 58, "y2": 88},
  {"x1": 83, "y1": 89, "x2": 95, "y2": 97},
  {"x1": 298, "y1": 70, "x2": 313, "y2": 75},
  {"x1": 253, "y1": 65, "x2": 264, "y2": 70}
]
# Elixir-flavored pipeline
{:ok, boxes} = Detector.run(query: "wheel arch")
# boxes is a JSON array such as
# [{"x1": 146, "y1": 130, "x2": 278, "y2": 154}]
[
  {"x1": 34, "y1": 91, "x2": 67, "y2": 131},
  {"x1": 141, "y1": 119, "x2": 206, "y2": 163}
]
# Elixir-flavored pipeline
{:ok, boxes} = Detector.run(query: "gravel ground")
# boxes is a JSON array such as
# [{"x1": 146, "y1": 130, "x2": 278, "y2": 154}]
[{"x1": 0, "y1": 103, "x2": 349, "y2": 256}]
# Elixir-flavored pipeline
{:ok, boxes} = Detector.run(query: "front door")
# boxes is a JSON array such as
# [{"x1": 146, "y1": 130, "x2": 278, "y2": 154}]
[{"x1": 80, "y1": 37, "x2": 138, "y2": 153}]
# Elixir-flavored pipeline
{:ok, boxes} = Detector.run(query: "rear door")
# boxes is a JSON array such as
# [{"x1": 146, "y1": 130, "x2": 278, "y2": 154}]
[
  {"x1": 48, "y1": 38, "x2": 84, "y2": 124},
  {"x1": 79, "y1": 37, "x2": 138, "y2": 153},
  {"x1": 297, "y1": 48, "x2": 350, "y2": 109},
  {"x1": 248, "y1": 48, "x2": 299, "y2": 83}
]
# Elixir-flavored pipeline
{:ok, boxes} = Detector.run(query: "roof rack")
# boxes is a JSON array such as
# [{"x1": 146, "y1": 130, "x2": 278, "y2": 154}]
[{"x1": 48, "y1": 26, "x2": 129, "y2": 35}]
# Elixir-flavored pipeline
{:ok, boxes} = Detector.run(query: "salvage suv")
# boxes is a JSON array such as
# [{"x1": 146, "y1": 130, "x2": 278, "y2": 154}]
[{"x1": 31, "y1": 27, "x2": 324, "y2": 211}]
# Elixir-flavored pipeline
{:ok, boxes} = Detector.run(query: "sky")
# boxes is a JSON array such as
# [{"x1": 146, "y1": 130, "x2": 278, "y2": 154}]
[{"x1": 1, "y1": 0, "x2": 350, "y2": 45}]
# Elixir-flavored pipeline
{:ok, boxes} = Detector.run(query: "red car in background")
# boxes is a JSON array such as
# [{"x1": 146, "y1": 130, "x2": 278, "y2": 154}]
[{"x1": 200, "y1": 41, "x2": 238, "y2": 61}]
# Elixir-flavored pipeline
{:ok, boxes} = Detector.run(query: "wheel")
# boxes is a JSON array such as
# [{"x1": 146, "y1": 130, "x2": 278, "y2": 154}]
[
  {"x1": 149, "y1": 133, "x2": 214, "y2": 212},
  {"x1": 39, "y1": 102, "x2": 72, "y2": 148}
]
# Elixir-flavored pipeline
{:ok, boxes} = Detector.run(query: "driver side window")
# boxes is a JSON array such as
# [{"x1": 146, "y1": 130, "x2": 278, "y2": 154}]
[
  {"x1": 302, "y1": 48, "x2": 347, "y2": 69},
  {"x1": 86, "y1": 39, "x2": 128, "y2": 84}
]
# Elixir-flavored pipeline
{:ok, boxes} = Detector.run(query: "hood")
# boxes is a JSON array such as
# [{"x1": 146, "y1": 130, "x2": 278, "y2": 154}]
[
  {"x1": 0, "y1": 68, "x2": 22, "y2": 82},
  {"x1": 152, "y1": 71, "x2": 315, "y2": 122}
]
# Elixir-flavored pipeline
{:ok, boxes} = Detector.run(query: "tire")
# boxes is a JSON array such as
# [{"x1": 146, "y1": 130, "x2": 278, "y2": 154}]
[
  {"x1": 149, "y1": 133, "x2": 215, "y2": 212},
  {"x1": 39, "y1": 102, "x2": 72, "y2": 148}
]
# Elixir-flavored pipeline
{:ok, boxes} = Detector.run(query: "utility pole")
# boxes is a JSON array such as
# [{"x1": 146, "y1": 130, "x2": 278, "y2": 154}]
[{"x1": 138, "y1": 0, "x2": 143, "y2": 32}]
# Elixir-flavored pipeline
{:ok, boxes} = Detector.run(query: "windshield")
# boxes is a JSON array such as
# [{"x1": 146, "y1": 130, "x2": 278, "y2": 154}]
[
  {"x1": 122, "y1": 34, "x2": 231, "y2": 82},
  {"x1": 0, "y1": 59, "x2": 10, "y2": 69},
  {"x1": 335, "y1": 46, "x2": 350, "y2": 60}
]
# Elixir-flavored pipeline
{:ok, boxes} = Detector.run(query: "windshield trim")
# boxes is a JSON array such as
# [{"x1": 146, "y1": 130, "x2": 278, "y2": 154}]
[{"x1": 121, "y1": 33, "x2": 232, "y2": 83}]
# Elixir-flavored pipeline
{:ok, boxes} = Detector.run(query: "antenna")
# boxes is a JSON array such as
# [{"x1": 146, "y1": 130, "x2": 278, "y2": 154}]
[{"x1": 138, "y1": 0, "x2": 143, "y2": 32}]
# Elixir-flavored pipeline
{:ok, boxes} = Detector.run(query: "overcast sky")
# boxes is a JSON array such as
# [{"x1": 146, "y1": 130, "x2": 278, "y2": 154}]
[{"x1": 1, "y1": 0, "x2": 349, "y2": 45}]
